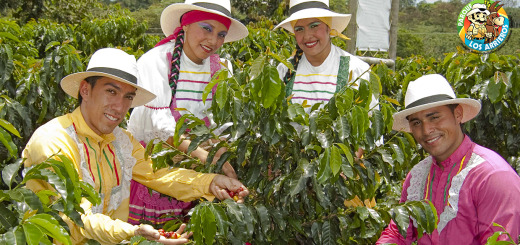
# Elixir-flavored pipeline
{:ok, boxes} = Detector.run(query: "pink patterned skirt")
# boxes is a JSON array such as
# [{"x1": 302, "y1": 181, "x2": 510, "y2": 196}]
[{"x1": 128, "y1": 180, "x2": 195, "y2": 226}]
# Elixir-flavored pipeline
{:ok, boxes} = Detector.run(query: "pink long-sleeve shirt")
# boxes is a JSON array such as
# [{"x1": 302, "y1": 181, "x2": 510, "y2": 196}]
[{"x1": 377, "y1": 136, "x2": 520, "y2": 244}]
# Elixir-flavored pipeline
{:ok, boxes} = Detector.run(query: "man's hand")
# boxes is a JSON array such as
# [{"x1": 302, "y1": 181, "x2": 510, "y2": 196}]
[
  {"x1": 209, "y1": 175, "x2": 249, "y2": 203},
  {"x1": 135, "y1": 224, "x2": 193, "y2": 244},
  {"x1": 222, "y1": 161, "x2": 238, "y2": 179}
]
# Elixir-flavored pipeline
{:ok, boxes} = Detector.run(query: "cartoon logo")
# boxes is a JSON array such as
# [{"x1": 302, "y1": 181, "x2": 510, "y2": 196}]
[{"x1": 457, "y1": 0, "x2": 510, "y2": 53}]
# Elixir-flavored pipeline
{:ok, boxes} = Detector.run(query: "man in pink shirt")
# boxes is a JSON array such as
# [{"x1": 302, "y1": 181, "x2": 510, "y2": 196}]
[{"x1": 377, "y1": 74, "x2": 520, "y2": 244}]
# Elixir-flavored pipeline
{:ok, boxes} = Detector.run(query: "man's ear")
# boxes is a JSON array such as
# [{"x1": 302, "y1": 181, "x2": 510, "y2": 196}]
[
  {"x1": 79, "y1": 80, "x2": 90, "y2": 100},
  {"x1": 454, "y1": 104, "x2": 464, "y2": 124}
]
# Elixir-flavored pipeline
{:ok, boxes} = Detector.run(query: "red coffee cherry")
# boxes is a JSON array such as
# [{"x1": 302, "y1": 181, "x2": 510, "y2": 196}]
[
  {"x1": 158, "y1": 228, "x2": 165, "y2": 237},
  {"x1": 227, "y1": 190, "x2": 235, "y2": 197}
]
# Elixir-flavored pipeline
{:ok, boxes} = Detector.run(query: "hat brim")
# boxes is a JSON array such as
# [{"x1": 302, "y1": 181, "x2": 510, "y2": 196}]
[
  {"x1": 273, "y1": 8, "x2": 351, "y2": 34},
  {"x1": 60, "y1": 71, "x2": 156, "y2": 108},
  {"x1": 160, "y1": 3, "x2": 248, "y2": 43},
  {"x1": 392, "y1": 98, "x2": 482, "y2": 132}
]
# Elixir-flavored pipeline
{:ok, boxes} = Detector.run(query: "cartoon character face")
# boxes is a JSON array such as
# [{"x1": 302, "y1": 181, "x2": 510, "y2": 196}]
[{"x1": 468, "y1": 12, "x2": 488, "y2": 25}]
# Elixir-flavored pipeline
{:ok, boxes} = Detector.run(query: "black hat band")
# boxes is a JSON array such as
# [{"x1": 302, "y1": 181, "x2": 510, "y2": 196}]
[
  {"x1": 406, "y1": 94, "x2": 454, "y2": 109},
  {"x1": 289, "y1": 1, "x2": 330, "y2": 16},
  {"x1": 193, "y1": 2, "x2": 231, "y2": 17},
  {"x1": 87, "y1": 67, "x2": 137, "y2": 85}
]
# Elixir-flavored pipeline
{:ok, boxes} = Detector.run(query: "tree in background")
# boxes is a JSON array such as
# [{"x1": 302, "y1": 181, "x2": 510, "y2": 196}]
[
  {"x1": 400, "y1": 0, "x2": 416, "y2": 8},
  {"x1": 0, "y1": 0, "x2": 127, "y2": 24},
  {"x1": 231, "y1": 0, "x2": 284, "y2": 23}
]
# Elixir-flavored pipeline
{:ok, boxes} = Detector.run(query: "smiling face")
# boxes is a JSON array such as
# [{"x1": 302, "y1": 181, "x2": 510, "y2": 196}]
[
  {"x1": 293, "y1": 18, "x2": 332, "y2": 66},
  {"x1": 182, "y1": 19, "x2": 228, "y2": 64},
  {"x1": 407, "y1": 105, "x2": 465, "y2": 163},
  {"x1": 469, "y1": 12, "x2": 488, "y2": 25},
  {"x1": 79, "y1": 77, "x2": 136, "y2": 135}
]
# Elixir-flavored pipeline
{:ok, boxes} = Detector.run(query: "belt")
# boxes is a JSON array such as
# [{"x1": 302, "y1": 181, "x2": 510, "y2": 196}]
[{"x1": 473, "y1": 37, "x2": 485, "y2": 40}]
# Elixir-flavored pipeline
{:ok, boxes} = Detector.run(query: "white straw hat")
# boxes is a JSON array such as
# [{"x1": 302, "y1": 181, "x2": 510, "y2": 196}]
[
  {"x1": 392, "y1": 74, "x2": 481, "y2": 132},
  {"x1": 160, "y1": 0, "x2": 248, "y2": 43},
  {"x1": 274, "y1": 0, "x2": 351, "y2": 33},
  {"x1": 60, "y1": 48, "x2": 156, "y2": 108},
  {"x1": 467, "y1": 3, "x2": 490, "y2": 16}
]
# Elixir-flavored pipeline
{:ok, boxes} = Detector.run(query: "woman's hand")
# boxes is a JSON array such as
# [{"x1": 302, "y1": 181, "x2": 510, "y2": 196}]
[
  {"x1": 135, "y1": 224, "x2": 193, "y2": 244},
  {"x1": 209, "y1": 175, "x2": 249, "y2": 203}
]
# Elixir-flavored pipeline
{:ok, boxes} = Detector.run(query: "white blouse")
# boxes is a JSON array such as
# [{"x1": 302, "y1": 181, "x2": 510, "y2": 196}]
[
  {"x1": 128, "y1": 43, "x2": 231, "y2": 143},
  {"x1": 277, "y1": 44, "x2": 377, "y2": 111}
]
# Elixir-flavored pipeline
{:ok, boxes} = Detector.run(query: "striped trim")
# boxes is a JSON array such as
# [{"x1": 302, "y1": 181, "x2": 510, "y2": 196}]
[
  {"x1": 176, "y1": 89, "x2": 204, "y2": 94},
  {"x1": 129, "y1": 212, "x2": 180, "y2": 220},
  {"x1": 292, "y1": 97, "x2": 330, "y2": 101},
  {"x1": 177, "y1": 79, "x2": 210, "y2": 84},
  {"x1": 85, "y1": 137, "x2": 103, "y2": 193},
  {"x1": 144, "y1": 105, "x2": 169, "y2": 110},
  {"x1": 82, "y1": 142, "x2": 95, "y2": 182},
  {"x1": 179, "y1": 70, "x2": 211, "y2": 75},
  {"x1": 128, "y1": 204, "x2": 184, "y2": 224},
  {"x1": 130, "y1": 204, "x2": 183, "y2": 214},
  {"x1": 127, "y1": 216, "x2": 175, "y2": 225},
  {"x1": 296, "y1": 74, "x2": 337, "y2": 77},
  {"x1": 102, "y1": 150, "x2": 113, "y2": 172},
  {"x1": 73, "y1": 123, "x2": 97, "y2": 183},
  {"x1": 175, "y1": 98, "x2": 212, "y2": 102},
  {"x1": 293, "y1": 89, "x2": 335, "y2": 94},
  {"x1": 107, "y1": 145, "x2": 120, "y2": 186},
  {"x1": 294, "y1": 81, "x2": 337, "y2": 86}
]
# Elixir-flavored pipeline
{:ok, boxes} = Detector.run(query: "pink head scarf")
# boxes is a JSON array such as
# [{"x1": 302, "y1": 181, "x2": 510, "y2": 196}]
[{"x1": 155, "y1": 10, "x2": 232, "y2": 47}]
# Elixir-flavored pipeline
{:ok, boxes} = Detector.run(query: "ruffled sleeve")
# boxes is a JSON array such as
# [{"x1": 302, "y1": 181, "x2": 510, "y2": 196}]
[
  {"x1": 276, "y1": 62, "x2": 289, "y2": 81},
  {"x1": 128, "y1": 44, "x2": 176, "y2": 143}
]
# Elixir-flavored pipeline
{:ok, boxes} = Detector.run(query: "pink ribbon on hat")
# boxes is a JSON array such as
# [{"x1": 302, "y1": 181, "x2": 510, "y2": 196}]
[{"x1": 155, "y1": 10, "x2": 232, "y2": 47}]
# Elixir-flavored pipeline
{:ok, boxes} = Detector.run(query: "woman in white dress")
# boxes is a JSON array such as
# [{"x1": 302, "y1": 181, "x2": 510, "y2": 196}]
[{"x1": 127, "y1": 0, "x2": 248, "y2": 226}]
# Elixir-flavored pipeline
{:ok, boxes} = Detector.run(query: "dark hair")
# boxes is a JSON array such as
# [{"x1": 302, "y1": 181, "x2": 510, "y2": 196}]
[
  {"x1": 169, "y1": 29, "x2": 185, "y2": 99},
  {"x1": 283, "y1": 45, "x2": 303, "y2": 85},
  {"x1": 447, "y1": 103, "x2": 459, "y2": 112},
  {"x1": 78, "y1": 76, "x2": 101, "y2": 105},
  {"x1": 405, "y1": 103, "x2": 460, "y2": 121}
]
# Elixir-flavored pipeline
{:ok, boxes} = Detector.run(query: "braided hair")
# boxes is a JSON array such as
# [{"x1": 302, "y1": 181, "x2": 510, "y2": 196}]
[
  {"x1": 283, "y1": 45, "x2": 304, "y2": 85},
  {"x1": 169, "y1": 29, "x2": 185, "y2": 99}
]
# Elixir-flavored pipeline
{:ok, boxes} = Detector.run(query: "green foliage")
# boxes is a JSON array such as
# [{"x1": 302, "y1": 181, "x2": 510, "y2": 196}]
[
  {"x1": 44, "y1": 0, "x2": 106, "y2": 24},
  {"x1": 485, "y1": 223, "x2": 519, "y2": 245},
  {"x1": 0, "y1": 155, "x2": 100, "y2": 245},
  {"x1": 396, "y1": 29, "x2": 424, "y2": 58},
  {"x1": 146, "y1": 23, "x2": 429, "y2": 243},
  {"x1": 0, "y1": 119, "x2": 21, "y2": 162},
  {"x1": 231, "y1": 0, "x2": 284, "y2": 24}
]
